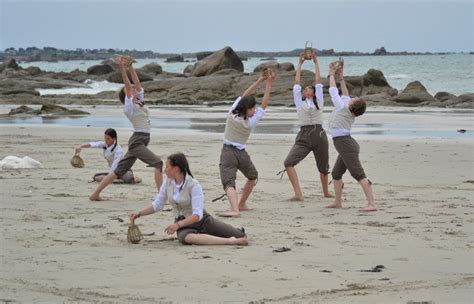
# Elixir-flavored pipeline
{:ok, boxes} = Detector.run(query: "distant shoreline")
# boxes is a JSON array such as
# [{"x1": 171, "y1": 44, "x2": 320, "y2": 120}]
[{"x1": 2, "y1": 46, "x2": 472, "y2": 63}]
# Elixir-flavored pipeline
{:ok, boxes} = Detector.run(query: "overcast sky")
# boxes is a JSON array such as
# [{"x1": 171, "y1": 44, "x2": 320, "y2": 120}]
[{"x1": 1, "y1": 0, "x2": 473, "y2": 53}]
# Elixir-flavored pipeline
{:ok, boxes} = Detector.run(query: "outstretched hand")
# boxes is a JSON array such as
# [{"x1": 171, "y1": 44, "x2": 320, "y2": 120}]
[
  {"x1": 328, "y1": 63, "x2": 336, "y2": 76},
  {"x1": 75, "y1": 146, "x2": 81, "y2": 154},
  {"x1": 264, "y1": 70, "x2": 276, "y2": 84},
  {"x1": 129, "y1": 212, "x2": 140, "y2": 221},
  {"x1": 164, "y1": 223, "x2": 179, "y2": 235},
  {"x1": 298, "y1": 52, "x2": 305, "y2": 65}
]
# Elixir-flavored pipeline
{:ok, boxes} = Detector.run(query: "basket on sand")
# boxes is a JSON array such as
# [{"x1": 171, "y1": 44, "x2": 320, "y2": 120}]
[
  {"x1": 127, "y1": 218, "x2": 143, "y2": 244},
  {"x1": 70, "y1": 152, "x2": 85, "y2": 168},
  {"x1": 330, "y1": 57, "x2": 344, "y2": 73}
]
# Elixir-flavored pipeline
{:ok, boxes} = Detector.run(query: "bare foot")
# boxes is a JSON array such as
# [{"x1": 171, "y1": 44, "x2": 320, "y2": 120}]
[
  {"x1": 324, "y1": 192, "x2": 335, "y2": 198},
  {"x1": 217, "y1": 211, "x2": 240, "y2": 218},
  {"x1": 325, "y1": 202, "x2": 342, "y2": 208},
  {"x1": 287, "y1": 195, "x2": 304, "y2": 201},
  {"x1": 359, "y1": 206, "x2": 377, "y2": 212},
  {"x1": 230, "y1": 237, "x2": 248, "y2": 246},
  {"x1": 89, "y1": 194, "x2": 104, "y2": 201},
  {"x1": 134, "y1": 177, "x2": 142, "y2": 184},
  {"x1": 239, "y1": 204, "x2": 253, "y2": 211}
]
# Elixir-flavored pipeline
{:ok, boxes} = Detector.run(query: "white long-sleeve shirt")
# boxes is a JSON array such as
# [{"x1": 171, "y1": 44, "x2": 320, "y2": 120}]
[
  {"x1": 293, "y1": 83, "x2": 324, "y2": 109},
  {"x1": 89, "y1": 141, "x2": 123, "y2": 172},
  {"x1": 328, "y1": 87, "x2": 353, "y2": 137},
  {"x1": 123, "y1": 88, "x2": 151, "y2": 133},
  {"x1": 223, "y1": 96, "x2": 266, "y2": 150},
  {"x1": 151, "y1": 178, "x2": 204, "y2": 220}
]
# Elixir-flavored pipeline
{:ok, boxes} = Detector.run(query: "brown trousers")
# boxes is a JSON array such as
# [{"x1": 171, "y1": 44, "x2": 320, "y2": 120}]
[
  {"x1": 331, "y1": 135, "x2": 366, "y2": 181},
  {"x1": 219, "y1": 144, "x2": 258, "y2": 190},
  {"x1": 114, "y1": 132, "x2": 163, "y2": 177},
  {"x1": 284, "y1": 125, "x2": 330, "y2": 174},
  {"x1": 177, "y1": 214, "x2": 246, "y2": 245}
]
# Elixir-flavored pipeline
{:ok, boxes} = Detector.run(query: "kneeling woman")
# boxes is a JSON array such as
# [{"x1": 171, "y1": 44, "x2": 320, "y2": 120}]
[
  {"x1": 75, "y1": 128, "x2": 139, "y2": 184},
  {"x1": 130, "y1": 153, "x2": 248, "y2": 246}
]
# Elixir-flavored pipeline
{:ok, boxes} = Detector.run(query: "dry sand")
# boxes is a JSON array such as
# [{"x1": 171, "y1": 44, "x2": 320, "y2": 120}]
[{"x1": 0, "y1": 106, "x2": 473, "y2": 303}]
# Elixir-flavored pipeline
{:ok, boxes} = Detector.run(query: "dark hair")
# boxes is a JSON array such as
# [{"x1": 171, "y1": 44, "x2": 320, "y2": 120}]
[
  {"x1": 232, "y1": 96, "x2": 257, "y2": 119},
  {"x1": 350, "y1": 97, "x2": 367, "y2": 117},
  {"x1": 118, "y1": 87, "x2": 126, "y2": 104},
  {"x1": 167, "y1": 153, "x2": 193, "y2": 178},
  {"x1": 104, "y1": 128, "x2": 117, "y2": 139},
  {"x1": 104, "y1": 128, "x2": 118, "y2": 151},
  {"x1": 302, "y1": 86, "x2": 319, "y2": 110}
]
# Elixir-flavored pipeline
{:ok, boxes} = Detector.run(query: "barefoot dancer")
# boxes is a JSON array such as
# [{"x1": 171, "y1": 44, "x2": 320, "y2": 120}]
[
  {"x1": 130, "y1": 153, "x2": 248, "y2": 246},
  {"x1": 89, "y1": 56, "x2": 163, "y2": 200},
  {"x1": 326, "y1": 61, "x2": 377, "y2": 212},
  {"x1": 75, "y1": 128, "x2": 140, "y2": 184},
  {"x1": 218, "y1": 71, "x2": 275, "y2": 217},
  {"x1": 283, "y1": 52, "x2": 332, "y2": 201}
]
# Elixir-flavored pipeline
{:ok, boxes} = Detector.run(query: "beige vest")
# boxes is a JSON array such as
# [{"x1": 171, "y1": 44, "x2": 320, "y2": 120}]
[
  {"x1": 329, "y1": 106, "x2": 354, "y2": 131},
  {"x1": 297, "y1": 102, "x2": 323, "y2": 126},
  {"x1": 223, "y1": 113, "x2": 251, "y2": 145},
  {"x1": 167, "y1": 175, "x2": 200, "y2": 219},
  {"x1": 127, "y1": 104, "x2": 151, "y2": 131},
  {"x1": 103, "y1": 143, "x2": 121, "y2": 168}
]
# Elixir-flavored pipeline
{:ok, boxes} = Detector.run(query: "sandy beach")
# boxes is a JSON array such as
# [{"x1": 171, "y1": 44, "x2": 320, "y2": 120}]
[{"x1": 0, "y1": 106, "x2": 473, "y2": 303}]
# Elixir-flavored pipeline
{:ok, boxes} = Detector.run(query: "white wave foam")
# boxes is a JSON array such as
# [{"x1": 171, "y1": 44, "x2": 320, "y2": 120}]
[
  {"x1": 0, "y1": 156, "x2": 44, "y2": 170},
  {"x1": 37, "y1": 80, "x2": 123, "y2": 96}
]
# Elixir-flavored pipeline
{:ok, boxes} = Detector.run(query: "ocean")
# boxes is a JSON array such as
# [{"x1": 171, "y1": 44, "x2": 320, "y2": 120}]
[{"x1": 19, "y1": 54, "x2": 474, "y2": 96}]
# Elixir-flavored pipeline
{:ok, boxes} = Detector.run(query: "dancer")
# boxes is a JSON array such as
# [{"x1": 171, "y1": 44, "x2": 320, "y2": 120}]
[
  {"x1": 326, "y1": 61, "x2": 377, "y2": 212},
  {"x1": 283, "y1": 52, "x2": 332, "y2": 201},
  {"x1": 130, "y1": 153, "x2": 248, "y2": 245},
  {"x1": 218, "y1": 71, "x2": 275, "y2": 217},
  {"x1": 89, "y1": 56, "x2": 163, "y2": 200},
  {"x1": 75, "y1": 128, "x2": 140, "y2": 184}
]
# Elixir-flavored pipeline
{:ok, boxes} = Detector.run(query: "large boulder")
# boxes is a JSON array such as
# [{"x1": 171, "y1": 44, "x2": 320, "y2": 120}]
[
  {"x1": 452, "y1": 93, "x2": 474, "y2": 108},
  {"x1": 139, "y1": 63, "x2": 162, "y2": 75},
  {"x1": 107, "y1": 70, "x2": 153, "y2": 83},
  {"x1": 434, "y1": 91, "x2": 456, "y2": 102},
  {"x1": 0, "y1": 58, "x2": 20, "y2": 73},
  {"x1": 183, "y1": 64, "x2": 194, "y2": 77},
  {"x1": 254, "y1": 61, "x2": 295, "y2": 72},
  {"x1": 8, "y1": 105, "x2": 40, "y2": 115},
  {"x1": 196, "y1": 51, "x2": 213, "y2": 61},
  {"x1": 26, "y1": 66, "x2": 42, "y2": 76},
  {"x1": 40, "y1": 104, "x2": 89, "y2": 115},
  {"x1": 165, "y1": 55, "x2": 184, "y2": 63},
  {"x1": 191, "y1": 46, "x2": 244, "y2": 77},
  {"x1": 87, "y1": 64, "x2": 114, "y2": 75},
  {"x1": 363, "y1": 69, "x2": 390, "y2": 87},
  {"x1": 392, "y1": 81, "x2": 437, "y2": 104}
]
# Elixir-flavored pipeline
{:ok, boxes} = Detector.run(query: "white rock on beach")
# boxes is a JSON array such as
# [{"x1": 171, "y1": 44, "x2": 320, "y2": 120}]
[{"x1": 0, "y1": 155, "x2": 44, "y2": 170}]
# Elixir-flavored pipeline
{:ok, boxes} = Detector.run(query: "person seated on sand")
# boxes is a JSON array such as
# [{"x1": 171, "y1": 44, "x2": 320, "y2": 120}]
[
  {"x1": 326, "y1": 61, "x2": 377, "y2": 212},
  {"x1": 130, "y1": 153, "x2": 248, "y2": 246},
  {"x1": 75, "y1": 128, "x2": 141, "y2": 184},
  {"x1": 218, "y1": 70, "x2": 276, "y2": 217},
  {"x1": 283, "y1": 51, "x2": 333, "y2": 201},
  {"x1": 89, "y1": 56, "x2": 163, "y2": 201}
]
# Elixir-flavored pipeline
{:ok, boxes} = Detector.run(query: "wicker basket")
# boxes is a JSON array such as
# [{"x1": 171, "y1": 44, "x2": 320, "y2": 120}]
[
  {"x1": 70, "y1": 153, "x2": 84, "y2": 168},
  {"x1": 127, "y1": 218, "x2": 142, "y2": 244}
]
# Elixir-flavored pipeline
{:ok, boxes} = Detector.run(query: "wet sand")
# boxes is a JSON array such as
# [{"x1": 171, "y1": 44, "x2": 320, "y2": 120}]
[{"x1": 0, "y1": 107, "x2": 473, "y2": 303}]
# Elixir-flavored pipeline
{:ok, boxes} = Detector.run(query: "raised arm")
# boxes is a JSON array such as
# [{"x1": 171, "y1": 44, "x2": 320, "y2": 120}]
[
  {"x1": 295, "y1": 52, "x2": 305, "y2": 85},
  {"x1": 328, "y1": 63, "x2": 344, "y2": 110},
  {"x1": 116, "y1": 57, "x2": 133, "y2": 98},
  {"x1": 129, "y1": 59, "x2": 142, "y2": 92},
  {"x1": 337, "y1": 63, "x2": 349, "y2": 97},
  {"x1": 242, "y1": 75, "x2": 264, "y2": 97},
  {"x1": 312, "y1": 52, "x2": 321, "y2": 84},
  {"x1": 260, "y1": 71, "x2": 275, "y2": 109},
  {"x1": 75, "y1": 143, "x2": 91, "y2": 154}
]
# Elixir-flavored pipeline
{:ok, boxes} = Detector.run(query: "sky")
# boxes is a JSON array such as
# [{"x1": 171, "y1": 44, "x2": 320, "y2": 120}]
[{"x1": 1, "y1": 0, "x2": 473, "y2": 53}]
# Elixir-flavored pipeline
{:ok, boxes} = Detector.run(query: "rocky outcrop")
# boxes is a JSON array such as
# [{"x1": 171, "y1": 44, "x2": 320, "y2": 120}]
[
  {"x1": 254, "y1": 61, "x2": 295, "y2": 72},
  {"x1": 196, "y1": 52, "x2": 213, "y2": 60},
  {"x1": 106, "y1": 70, "x2": 154, "y2": 83},
  {"x1": 87, "y1": 64, "x2": 114, "y2": 75},
  {"x1": 0, "y1": 58, "x2": 20, "y2": 72},
  {"x1": 166, "y1": 55, "x2": 184, "y2": 63},
  {"x1": 6, "y1": 104, "x2": 89, "y2": 116},
  {"x1": 392, "y1": 81, "x2": 437, "y2": 104},
  {"x1": 139, "y1": 63, "x2": 162, "y2": 75},
  {"x1": 190, "y1": 46, "x2": 244, "y2": 77}
]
